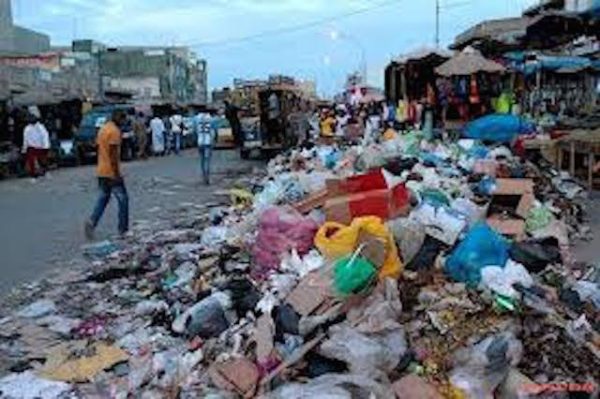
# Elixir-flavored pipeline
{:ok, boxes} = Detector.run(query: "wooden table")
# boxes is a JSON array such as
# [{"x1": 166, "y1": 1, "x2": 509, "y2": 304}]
[{"x1": 556, "y1": 139, "x2": 600, "y2": 190}]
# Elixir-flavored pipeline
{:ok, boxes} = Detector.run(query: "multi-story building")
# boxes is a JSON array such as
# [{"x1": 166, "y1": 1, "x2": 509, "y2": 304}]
[
  {"x1": 0, "y1": 0, "x2": 50, "y2": 56},
  {"x1": 97, "y1": 46, "x2": 207, "y2": 104}
]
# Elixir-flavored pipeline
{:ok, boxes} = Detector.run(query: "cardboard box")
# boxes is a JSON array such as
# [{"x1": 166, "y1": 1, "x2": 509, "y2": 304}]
[
  {"x1": 493, "y1": 179, "x2": 534, "y2": 195},
  {"x1": 326, "y1": 169, "x2": 388, "y2": 196},
  {"x1": 293, "y1": 189, "x2": 331, "y2": 214},
  {"x1": 487, "y1": 216, "x2": 526, "y2": 241},
  {"x1": 324, "y1": 184, "x2": 411, "y2": 225},
  {"x1": 491, "y1": 178, "x2": 535, "y2": 219}
]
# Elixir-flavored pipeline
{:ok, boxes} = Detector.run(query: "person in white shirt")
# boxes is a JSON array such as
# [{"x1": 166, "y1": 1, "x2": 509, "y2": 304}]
[
  {"x1": 150, "y1": 116, "x2": 166, "y2": 156},
  {"x1": 169, "y1": 113, "x2": 183, "y2": 155},
  {"x1": 194, "y1": 111, "x2": 218, "y2": 185},
  {"x1": 335, "y1": 106, "x2": 350, "y2": 138},
  {"x1": 22, "y1": 113, "x2": 51, "y2": 177}
]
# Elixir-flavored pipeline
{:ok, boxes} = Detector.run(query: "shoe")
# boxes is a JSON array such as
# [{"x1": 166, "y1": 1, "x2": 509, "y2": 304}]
[{"x1": 84, "y1": 220, "x2": 95, "y2": 240}]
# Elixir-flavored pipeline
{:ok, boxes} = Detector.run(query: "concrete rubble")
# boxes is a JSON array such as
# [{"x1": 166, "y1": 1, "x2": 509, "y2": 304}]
[{"x1": 1, "y1": 130, "x2": 599, "y2": 399}]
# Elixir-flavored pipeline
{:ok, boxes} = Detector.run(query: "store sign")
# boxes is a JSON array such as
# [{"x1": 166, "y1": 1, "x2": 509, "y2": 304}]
[{"x1": 0, "y1": 54, "x2": 61, "y2": 72}]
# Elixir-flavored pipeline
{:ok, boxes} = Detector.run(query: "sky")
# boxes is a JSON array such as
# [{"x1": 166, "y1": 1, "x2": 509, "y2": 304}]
[{"x1": 11, "y1": 0, "x2": 538, "y2": 96}]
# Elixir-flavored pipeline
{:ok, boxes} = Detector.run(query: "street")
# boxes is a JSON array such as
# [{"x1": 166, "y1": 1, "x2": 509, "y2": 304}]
[{"x1": 0, "y1": 149, "x2": 262, "y2": 298}]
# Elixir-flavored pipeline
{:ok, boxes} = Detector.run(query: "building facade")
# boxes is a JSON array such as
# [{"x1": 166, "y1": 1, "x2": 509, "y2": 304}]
[
  {"x1": 0, "y1": 0, "x2": 50, "y2": 56},
  {"x1": 98, "y1": 46, "x2": 207, "y2": 104}
]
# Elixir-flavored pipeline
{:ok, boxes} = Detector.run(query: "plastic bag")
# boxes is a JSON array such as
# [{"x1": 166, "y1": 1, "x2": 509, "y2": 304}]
[
  {"x1": 333, "y1": 255, "x2": 377, "y2": 296},
  {"x1": 449, "y1": 332, "x2": 523, "y2": 399},
  {"x1": 172, "y1": 292, "x2": 230, "y2": 338},
  {"x1": 445, "y1": 223, "x2": 509, "y2": 286},
  {"x1": 319, "y1": 324, "x2": 406, "y2": 379},
  {"x1": 201, "y1": 226, "x2": 228, "y2": 247},
  {"x1": 573, "y1": 281, "x2": 600, "y2": 309},
  {"x1": 451, "y1": 198, "x2": 487, "y2": 227},
  {"x1": 480, "y1": 260, "x2": 533, "y2": 298},
  {"x1": 253, "y1": 207, "x2": 319, "y2": 279},
  {"x1": 411, "y1": 203, "x2": 468, "y2": 246},
  {"x1": 254, "y1": 177, "x2": 304, "y2": 210},
  {"x1": 509, "y1": 237, "x2": 561, "y2": 273},
  {"x1": 525, "y1": 206, "x2": 554, "y2": 233},
  {"x1": 267, "y1": 373, "x2": 395, "y2": 399},
  {"x1": 314, "y1": 216, "x2": 403, "y2": 280},
  {"x1": 463, "y1": 114, "x2": 535, "y2": 143},
  {"x1": 387, "y1": 217, "x2": 426, "y2": 264}
]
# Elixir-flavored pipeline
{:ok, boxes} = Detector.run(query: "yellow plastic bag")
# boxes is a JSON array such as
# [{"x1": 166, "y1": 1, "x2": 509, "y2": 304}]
[{"x1": 314, "y1": 216, "x2": 403, "y2": 279}]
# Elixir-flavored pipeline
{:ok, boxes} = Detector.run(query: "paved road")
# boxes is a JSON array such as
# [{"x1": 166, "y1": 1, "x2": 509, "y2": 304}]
[{"x1": 0, "y1": 149, "x2": 262, "y2": 297}]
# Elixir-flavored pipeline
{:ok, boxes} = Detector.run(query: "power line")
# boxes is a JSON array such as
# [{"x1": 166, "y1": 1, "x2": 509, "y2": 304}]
[{"x1": 188, "y1": 0, "x2": 401, "y2": 48}]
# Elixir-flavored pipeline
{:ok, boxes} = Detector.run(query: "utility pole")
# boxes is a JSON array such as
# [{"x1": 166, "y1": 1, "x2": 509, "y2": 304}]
[{"x1": 435, "y1": 0, "x2": 440, "y2": 48}]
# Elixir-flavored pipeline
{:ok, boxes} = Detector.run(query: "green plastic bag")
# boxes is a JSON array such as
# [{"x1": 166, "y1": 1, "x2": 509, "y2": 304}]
[
  {"x1": 333, "y1": 255, "x2": 376, "y2": 296},
  {"x1": 420, "y1": 188, "x2": 451, "y2": 207},
  {"x1": 526, "y1": 206, "x2": 553, "y2": 233}
]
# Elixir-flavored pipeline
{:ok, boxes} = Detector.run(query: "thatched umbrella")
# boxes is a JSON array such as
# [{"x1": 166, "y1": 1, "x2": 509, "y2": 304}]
[{"x1": 435, "y1": 47, "x2": 506, "y2": 77}]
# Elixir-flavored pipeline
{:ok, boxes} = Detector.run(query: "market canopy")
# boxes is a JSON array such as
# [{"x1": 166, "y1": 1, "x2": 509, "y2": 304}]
[{"x1": 435, "y1": 47, "x2": 506, "y2": 77}]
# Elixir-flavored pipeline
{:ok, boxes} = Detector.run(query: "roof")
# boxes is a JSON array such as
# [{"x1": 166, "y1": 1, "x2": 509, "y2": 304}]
[
  {"x1": 452, "y1": 17, "x2": 531, "y2": 50},
  {"x1": 435, "y1": 48, "x2": 506, "y2": 76},
  {"x1": 523, "y1": 0, "x2": 565, "y2": 16},
  {"x1": 394, "y1": 47, "x2": 452, "y2": 64}
]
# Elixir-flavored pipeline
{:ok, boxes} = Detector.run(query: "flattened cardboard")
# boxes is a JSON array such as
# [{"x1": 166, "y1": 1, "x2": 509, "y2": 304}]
[
  {"x1": 254, "y1": 314, "x2": 275, "y2": 361},
  {"x1": 209, "y1": 357, "x2": 259, "y2": 398},
  {"x1": 357, "y1": 229, "x2": 387, "y2": 268},
  {"x1": 286, "y1": 272, "x2": 332, "y2": 316}
]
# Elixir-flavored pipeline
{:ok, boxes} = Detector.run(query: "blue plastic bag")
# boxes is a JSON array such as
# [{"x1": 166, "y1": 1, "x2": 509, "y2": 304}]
[
  {"x1": 445, "y1": 223, "x2": 509, "y2": 286},
  {"x1": 463, "y1": 114, "x2": 535, "y2": 143}
]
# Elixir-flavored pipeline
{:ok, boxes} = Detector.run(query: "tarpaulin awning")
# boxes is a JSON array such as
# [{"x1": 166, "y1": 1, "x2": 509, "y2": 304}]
[
  {"x1": 435, "y1": 48, "x2": 506, "y2": 76},
  {"x1": 507, "y1": 53, "x2": 594, "y2": 75}
]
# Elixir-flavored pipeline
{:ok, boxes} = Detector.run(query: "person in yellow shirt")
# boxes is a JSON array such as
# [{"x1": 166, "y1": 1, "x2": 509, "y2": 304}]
[
  {"x1": 382, "y1": 122, "x2": 398, "y2": 141},
  {"x1": 85, "y1": 109, "x2": 129, "y2": 238},
  {"x1": 319, "y1": 109, "x2": 336, "y2": 138}
]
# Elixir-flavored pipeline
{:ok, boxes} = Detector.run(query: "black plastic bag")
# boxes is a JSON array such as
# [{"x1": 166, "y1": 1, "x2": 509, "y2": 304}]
[{"x1": 509, "y1": 237, "x2": 560, "y2": 273}]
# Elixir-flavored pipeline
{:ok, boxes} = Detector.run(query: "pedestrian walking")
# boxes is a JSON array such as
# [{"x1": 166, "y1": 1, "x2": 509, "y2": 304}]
[
  {"x1": 133, "y1": 113, "x2": 147, "y2": 159},
  {"x1": 194, "y1": 111, "x2": 217, "y2": 185},
  {"x1": 224, "y1": 100, "x2": 242, "y2": 148},
  {"x1": 150, "y1": 115, "x2": 166, "y2": 156},
  {"x1": 22, "y1": 112, "x2": 50, "y2": 179},
  {"x1": 170, "y1": 113, "x2": 183, "y2": 155},
  {"x1": 85, "y1": 109, "x2": 129, "y2": 239}
]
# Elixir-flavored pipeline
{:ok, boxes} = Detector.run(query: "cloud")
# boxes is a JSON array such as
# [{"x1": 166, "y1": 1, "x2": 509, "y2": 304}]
[{"x1": 14, "y1": 0, "x2": 540, "y2": 93}]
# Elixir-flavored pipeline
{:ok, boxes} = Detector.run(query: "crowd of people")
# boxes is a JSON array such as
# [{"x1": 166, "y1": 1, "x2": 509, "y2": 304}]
[{"x1": 305, "y1": 99, "x2": 436, "y2": 146}]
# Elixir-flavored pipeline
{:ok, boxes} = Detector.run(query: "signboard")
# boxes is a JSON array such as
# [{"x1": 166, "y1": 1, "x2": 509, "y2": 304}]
[{"x1": 0, "y1": 53, "x2": 61, "y2": 72}]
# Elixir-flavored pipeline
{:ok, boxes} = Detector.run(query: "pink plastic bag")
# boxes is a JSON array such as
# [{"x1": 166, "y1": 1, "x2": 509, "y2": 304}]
[{"x1": 252, "y1": 207, "x2": 318, "y2": 280}]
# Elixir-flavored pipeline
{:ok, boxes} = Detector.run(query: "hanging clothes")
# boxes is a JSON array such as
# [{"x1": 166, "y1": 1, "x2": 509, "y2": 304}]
[{"x1": 469, "y1": 75, "x2": 481, "y2": 105}]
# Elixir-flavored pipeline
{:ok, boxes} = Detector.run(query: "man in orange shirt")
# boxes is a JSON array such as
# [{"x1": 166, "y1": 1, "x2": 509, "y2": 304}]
[{"x1": 85, "y1": 109, "x2": 129, "y2": 238}]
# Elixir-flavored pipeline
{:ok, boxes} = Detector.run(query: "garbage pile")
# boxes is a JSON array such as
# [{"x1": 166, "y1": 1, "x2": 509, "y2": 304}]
[{"x1": 1, "y1": 130, "x2": 600, "y2": 399}]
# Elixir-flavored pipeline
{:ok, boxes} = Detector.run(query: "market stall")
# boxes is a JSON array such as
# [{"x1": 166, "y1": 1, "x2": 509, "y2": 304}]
[{"x1": 435, "y1": 47, "x2": 507, "y2": 123}]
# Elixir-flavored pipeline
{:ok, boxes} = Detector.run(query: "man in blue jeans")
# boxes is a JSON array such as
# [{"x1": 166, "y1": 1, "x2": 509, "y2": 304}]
[
  {"x1": 85, "y1": 109, "x2": 129, "y2": 238},
  {"x1": 194, "y1": 110, "x2": 217, "y2": 185}
]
